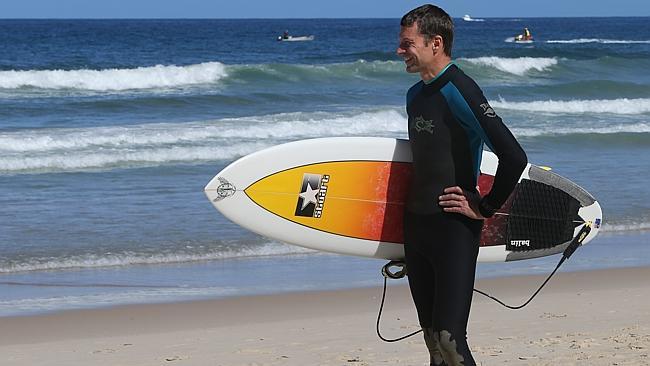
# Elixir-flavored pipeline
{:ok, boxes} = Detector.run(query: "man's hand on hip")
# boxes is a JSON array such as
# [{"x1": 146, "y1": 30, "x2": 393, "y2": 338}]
[{"x1": 438, "y1": 186, "x2": 485, "y2": 220}]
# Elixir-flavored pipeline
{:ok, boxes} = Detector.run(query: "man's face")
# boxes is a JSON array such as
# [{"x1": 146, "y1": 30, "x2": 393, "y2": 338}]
[{"x1": 396, "y1": 24, "x2": 434, "y2": 74}]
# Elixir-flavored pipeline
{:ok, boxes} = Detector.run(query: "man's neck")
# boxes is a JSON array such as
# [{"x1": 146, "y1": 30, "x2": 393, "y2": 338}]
[{"x1": 420, "y1": 57, "x2": 452, "y2": 82}]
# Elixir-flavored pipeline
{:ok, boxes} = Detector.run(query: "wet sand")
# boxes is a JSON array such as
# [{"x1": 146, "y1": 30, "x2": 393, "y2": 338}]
[{"x1": 1, "y1": 266, "x2": 649, "y2": 365}]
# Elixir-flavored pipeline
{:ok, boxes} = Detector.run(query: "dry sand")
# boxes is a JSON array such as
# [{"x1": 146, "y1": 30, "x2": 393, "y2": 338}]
[{"x1": 1, "y1": 266, "x2": 648, "y2": 365}]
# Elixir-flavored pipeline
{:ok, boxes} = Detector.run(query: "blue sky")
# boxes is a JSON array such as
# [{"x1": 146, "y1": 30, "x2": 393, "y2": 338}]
[{"x1": 3, "y1": 0, "x2": 649, "y2": 18}]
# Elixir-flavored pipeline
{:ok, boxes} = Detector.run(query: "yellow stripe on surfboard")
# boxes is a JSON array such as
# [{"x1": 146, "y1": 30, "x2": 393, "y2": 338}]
[{"x1": 244, "y1": 161, "x2": 404, "y2": 241}]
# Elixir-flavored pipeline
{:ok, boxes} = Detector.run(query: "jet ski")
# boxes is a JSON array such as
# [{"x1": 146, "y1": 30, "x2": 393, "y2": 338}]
[
  {"x1": 514, "y1": 28, "x2": 534, "y2": 43},
  {"x1": 514, "y1": 34, "x2": 533, "y2": 43}
]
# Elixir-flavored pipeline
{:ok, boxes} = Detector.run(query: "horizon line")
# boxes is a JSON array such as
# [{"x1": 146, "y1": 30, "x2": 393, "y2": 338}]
[{"x1": 1, "y1": 15, "x2": 649, "y2": 20}]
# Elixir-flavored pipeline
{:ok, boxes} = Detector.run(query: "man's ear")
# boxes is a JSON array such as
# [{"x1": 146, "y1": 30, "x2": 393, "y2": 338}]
[{"x1": 432, "y1": 35, "x2": 443, "y2": 53}]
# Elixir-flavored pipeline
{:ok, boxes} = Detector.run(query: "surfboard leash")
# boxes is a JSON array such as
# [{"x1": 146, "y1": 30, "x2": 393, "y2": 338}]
[
  {"x1": 473, "y1": 223, "x2": 592, "y2": 309},
  {"x1": 376, "y1": 260, "x2": 423, "y2": 342},
  {"x1": 375, "y1": 223, "x2": 592, "y2": 342}
]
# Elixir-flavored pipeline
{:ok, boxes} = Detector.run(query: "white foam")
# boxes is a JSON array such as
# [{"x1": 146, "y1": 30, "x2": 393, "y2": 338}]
[
  {"x1": 511, "y1": 122, "x2": 650, "y2": 137},
  {"x1": 0, "y1": 60, "x2": 407, "y2": 93},
  {"x1": 0, "y1": 242, "x2": 315, "y2": 274},
  {"x1": 1, "y1": 109, "x2": 406, "y2": 152},
  {"x1": 0, "y1": 109, "x2": 408, "y2": 173},
  {"x1": 601, "y1": 222, "x2": 650, "y2": 233},
  {"x1": 547, "y1": 39, "x2": 650, "y2": 44},
  {"x1": 492, "y1": 97, "x2": 650, "y2": 115},
  {"x1": 0, "y1": 62, "x2": 228, "y2": 91},
  {"x1": 461, "y1": 57, "x2": 558, "y2": 76},
  {"x1": 0, "y1": 143, "x2": 268, "y2": 172},
  {"x1": 0, "y1": 286, "x2": 242, "y2": 316}
]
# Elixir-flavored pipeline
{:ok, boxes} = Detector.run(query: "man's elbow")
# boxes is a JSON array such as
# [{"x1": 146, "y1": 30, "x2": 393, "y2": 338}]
[
  {"x1": 512, "y1": 148, "x2": 528, "y2": 173},
  {"x1": 501, "y1": 146, "x2": 527, "y2": 174}
]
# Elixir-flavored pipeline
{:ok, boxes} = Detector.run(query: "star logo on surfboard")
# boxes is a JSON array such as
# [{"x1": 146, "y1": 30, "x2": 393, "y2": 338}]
[
  {"x1": 299, "y1": 183, "x2": 319, "y2": 210},
  {"x1": 295, "y1": 173, "x2": 330, "y2": 218}
]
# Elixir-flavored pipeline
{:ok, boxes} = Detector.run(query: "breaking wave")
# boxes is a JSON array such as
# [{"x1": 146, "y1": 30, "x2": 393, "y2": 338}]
[
  {"x1": 0, "y1": 62, "x2": 229, "y2": 91},
  {"x1": 0, "y1": 60, "x2": 405, "y2": 92},
  {"x1": 460, "y1": 57, "x2": 558, "y2": 76},
  {"x1": 492, "y1": 97, "x2": 650, "y2": 115},
  {"x1": 0, "y1": 109, "x2": 407, "y2": 173},
  {"x1": 4, "y1": 100, "x2": 650, "y2": 174}
]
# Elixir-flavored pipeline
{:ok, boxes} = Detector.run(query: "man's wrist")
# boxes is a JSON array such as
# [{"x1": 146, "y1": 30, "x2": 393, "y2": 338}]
[{"x1": 478, "y1": 198, "x2": 497, "y2": 218}]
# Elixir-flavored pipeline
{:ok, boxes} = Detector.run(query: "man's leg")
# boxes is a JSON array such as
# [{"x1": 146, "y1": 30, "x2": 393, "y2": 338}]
[
  {"x1": 404, "y1": 212, "x2": 446, "y2": 366},
  {"x1": 431, "y1": 215, "x2": 482, "y2": 366}
]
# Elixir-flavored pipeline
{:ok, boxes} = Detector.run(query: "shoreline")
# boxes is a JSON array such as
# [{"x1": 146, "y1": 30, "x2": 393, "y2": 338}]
[
  {"x1": 2, "y1": 230, "x2": 649, "y2": 318},
  {"x1": 1, "y1": 266, "x2": 649, "y2": 365}
]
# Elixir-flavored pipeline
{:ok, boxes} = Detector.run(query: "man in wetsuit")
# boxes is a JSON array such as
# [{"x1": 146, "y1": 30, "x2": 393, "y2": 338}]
[{"x1": 396, "y1": 5, "x2": 527, "y2": 365}]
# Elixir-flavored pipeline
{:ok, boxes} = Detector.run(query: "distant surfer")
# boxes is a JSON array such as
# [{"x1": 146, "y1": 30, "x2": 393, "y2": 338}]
[{"x1": 397, "y1": 5, "x2": 527, "y2": 366}]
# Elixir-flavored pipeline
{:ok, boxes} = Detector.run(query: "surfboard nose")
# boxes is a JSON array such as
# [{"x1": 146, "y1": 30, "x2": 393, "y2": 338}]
[{"x1": 204, "y1": 174, "x2": 238, "y2": 205}]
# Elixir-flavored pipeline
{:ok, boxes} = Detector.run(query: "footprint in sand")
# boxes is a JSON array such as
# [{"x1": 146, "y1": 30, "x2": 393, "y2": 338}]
[{"x1": 164, "y1": 355, "x2": 189, "y2": 362}]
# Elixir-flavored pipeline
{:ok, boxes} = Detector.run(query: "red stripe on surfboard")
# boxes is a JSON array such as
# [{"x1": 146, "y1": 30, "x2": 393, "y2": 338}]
[{"x1": 376, "y1": 170, "x2": 505, "y2": 247}]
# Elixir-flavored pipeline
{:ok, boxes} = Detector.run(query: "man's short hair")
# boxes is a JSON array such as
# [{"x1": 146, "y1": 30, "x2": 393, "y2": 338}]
[{"x1": 401, "y1": 4, "x2": 454, "y2": 57}]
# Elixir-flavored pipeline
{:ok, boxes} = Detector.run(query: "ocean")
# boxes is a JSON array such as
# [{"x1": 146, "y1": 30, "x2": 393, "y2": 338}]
[{"x1": 1, "y1": 17, "x2": 650, "y2": 316}]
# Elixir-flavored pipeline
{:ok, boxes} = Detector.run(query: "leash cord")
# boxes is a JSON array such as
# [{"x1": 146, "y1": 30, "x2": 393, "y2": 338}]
[{"x1": 375, "y1": 224, "x2": 591, "y2": 342}]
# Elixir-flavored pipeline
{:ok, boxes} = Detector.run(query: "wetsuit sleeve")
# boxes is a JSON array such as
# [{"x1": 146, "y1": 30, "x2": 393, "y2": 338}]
[{"x1": 455, "y1": 78, "x2": 528, "y2": 217}]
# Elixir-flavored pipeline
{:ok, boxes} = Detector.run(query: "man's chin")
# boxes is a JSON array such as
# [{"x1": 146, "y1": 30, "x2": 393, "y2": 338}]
[{"x1": 405, "y1": 65, "x2": 418, "y2": 73}]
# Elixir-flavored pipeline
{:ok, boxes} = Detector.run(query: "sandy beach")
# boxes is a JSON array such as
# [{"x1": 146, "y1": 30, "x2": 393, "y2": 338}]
[{"x1": 0, "y1": 266, "x2": 648, "y2": 365}]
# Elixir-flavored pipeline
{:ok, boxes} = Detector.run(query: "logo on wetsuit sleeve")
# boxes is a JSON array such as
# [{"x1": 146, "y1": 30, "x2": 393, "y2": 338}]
[
  {"x1": 479, "y1": 103, "x2": 497, "y2": 118},
  {"x1": 414, "y1": 116, "x2": 435, "y2": 134},
  {"x1": 295, "y1": 173, "x2": 330, "y2": 218}
]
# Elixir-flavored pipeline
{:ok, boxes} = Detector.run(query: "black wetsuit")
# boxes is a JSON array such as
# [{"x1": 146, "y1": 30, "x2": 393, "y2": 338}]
[{"x1": 404, "y1": 64, "x2": 527, "y2": 366}]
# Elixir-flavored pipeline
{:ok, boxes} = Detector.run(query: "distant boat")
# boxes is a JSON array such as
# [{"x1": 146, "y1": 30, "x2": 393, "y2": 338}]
[
  {"x1": 462, "y1": 14, "x2": 485, "y2": 22},
  {"x1": 277, "y1": 35, "x2": 315, "y2": 42}
]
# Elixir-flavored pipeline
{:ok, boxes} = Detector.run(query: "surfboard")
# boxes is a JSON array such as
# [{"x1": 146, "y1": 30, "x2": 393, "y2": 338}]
[{"x1": 204, "y1": 137, "x2": 602, "y2": 262}]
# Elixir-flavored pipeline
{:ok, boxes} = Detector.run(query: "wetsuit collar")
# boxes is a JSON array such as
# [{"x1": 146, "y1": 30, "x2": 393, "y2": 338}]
[
  {"x1": 421, "y1": 63, "x2": 459, "y2": 91},
  {"x1": 423, "y1": 62, "x2": 453, "y2": 84}
]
